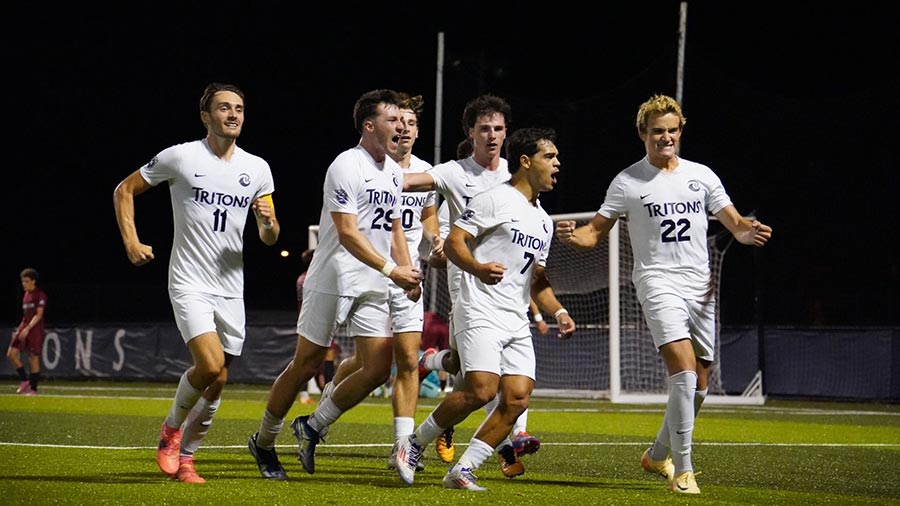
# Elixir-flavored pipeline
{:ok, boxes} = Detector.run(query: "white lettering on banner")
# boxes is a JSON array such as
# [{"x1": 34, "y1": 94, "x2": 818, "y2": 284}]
[
  {"x1": 113, "y1": 329, "x2": 126, "y2": 371},
  {"x1": 43, "y1": 331, "x2": 60, "y2": 369},
  {"x1": 75, "y1": 328, "x2": 93, "y2": 371}
]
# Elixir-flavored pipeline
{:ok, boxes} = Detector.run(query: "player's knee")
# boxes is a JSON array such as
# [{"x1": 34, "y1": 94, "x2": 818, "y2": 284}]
[
  {"x1": 193, "y1": 368, "x2": 222, "y2": 388},
  {"x1": 501, "y1": 395, "x2": 529, "y2": 417},
  {"x1": 394, "y1": 353, "x2": 418, "y2": 373},
  {"x1": 286, "y1": 359, "x2": 318, "y2": 381},
  {"x1": 466, "y1": 387, "x2": 496, "y2": 408}
]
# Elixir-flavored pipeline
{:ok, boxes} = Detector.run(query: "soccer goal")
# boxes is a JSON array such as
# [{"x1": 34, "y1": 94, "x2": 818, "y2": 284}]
[{"x1": 309, "y1": 213, "x2": 765, "y2": 405}]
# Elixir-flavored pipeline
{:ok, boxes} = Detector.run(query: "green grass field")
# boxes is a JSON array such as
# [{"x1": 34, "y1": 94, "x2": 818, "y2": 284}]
[{"x1": 2, "y1": 381, "x2": 899, "y2": 505}]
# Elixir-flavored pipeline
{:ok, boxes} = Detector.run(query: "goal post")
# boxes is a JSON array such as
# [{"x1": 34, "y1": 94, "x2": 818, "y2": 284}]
[{"x1": 534, "y1": 211, "x2": 764, "y2": 404}]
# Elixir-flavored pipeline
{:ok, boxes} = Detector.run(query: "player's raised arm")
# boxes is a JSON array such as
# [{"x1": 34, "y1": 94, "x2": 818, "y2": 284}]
[
  {"x1": 402, "y1": 171, "x2": 435, "y2": 192},
  {"x1": 556, "y1": 213, "x2": 617, "y2": 252}
]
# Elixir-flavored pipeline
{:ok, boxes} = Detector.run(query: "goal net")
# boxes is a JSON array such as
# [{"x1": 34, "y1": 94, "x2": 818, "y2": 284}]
[{"x1": 309, "y1": 212, "x2": 764, "y2": 404}]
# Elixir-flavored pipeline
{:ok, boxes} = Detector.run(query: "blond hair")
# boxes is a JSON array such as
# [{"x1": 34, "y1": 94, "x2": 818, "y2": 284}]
[{"x1": 636, "y1": 94, "x2": 686, "y2": 134}]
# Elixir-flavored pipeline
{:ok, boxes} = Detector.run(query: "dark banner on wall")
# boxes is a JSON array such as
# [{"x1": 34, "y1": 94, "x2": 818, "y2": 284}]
[{"x1": 0, "y1": 325, "x2": 299, "y2": 383}]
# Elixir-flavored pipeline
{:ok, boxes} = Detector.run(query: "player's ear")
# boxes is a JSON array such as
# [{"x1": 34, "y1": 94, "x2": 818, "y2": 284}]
[{"x1": 519, "y1": 154, "x2": 531, "y2": 170}]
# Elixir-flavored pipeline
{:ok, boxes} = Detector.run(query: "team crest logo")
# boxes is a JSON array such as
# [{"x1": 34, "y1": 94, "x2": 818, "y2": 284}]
[
  {"x1": 460, "y1": 209, "x2": 476, "y2": 221},
  {"x1": 239, "y1": 173, "x2": 251, "y2": 187},
  {"x1": 335, "y1": 188, "x2": 349, "y2": 205},
  {"x1": 146, "y1": 156, "x2": 158, "y2": 169},
  {"x1": 393, "y1": 174, "x2": 399, "y2": 187},
  {"x1": 687, "y1": 179, "x2": 701, "y2": 192},
  {"x1": 542, "y1": 221, "x2": 549, "y2": 233}
]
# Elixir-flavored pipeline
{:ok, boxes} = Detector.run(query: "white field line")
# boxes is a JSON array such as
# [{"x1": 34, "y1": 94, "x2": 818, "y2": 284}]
[{"x1": 5, "y1": 391, "x2": 898, "y2": 417}]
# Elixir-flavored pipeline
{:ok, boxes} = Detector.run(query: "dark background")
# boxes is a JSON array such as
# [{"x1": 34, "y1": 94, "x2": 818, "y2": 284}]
[{"x1": 3, "y1": 2, "x2": 898, "y2": 327}]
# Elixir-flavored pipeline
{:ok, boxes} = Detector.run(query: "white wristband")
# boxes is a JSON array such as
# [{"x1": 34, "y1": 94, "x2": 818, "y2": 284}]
[
  {"x1": 554, "y1": 308, "x2": 568, "y2": 318},
  {"x1": 262, "y1": 221, "x2": 274, "y2": 230},
  {"x1": 380, "y1": 261, "x2": 396, "y2": 277},
  {"x1": 533, "y1": 313, "x2": 543, "y2": 322}
]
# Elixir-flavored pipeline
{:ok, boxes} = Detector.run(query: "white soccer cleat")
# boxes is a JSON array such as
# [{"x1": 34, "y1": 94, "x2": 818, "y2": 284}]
[
  {"x1": 387, "y1": 450, "x2": 425, "y2": 472},
  {"x1": 442, "y1": 464, "x2": 487, "y2": 491},
  {"x1": 393, "y1": 434, "x2": 424, "y2": 485}
]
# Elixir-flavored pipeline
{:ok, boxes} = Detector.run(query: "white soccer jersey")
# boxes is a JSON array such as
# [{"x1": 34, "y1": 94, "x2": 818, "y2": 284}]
[
  {"x1": 598, "y1": 156, "x2": 733, "y2": 302},
  {"x1": 399, "y1": 154, "x2": 436, "y2": 267},
  {"x1": 304, "y1": 145, "x2": 404, "y2": 297},
  {"x1": 428, "y1": 156, "x2": 511, "y2": 301},
  {"x1": 452, "y1": 183, "x2": 553, "y2": 333},
  {"x1": 140, "y1": 138, "x2": 274, "y2": 297}
]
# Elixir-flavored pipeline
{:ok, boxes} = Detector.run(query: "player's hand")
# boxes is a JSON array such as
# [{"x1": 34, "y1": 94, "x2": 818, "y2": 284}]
[
  {"x1": 555, "y1": 220, "x2": 577, "y2": 243},
  {"x1": 428, "y1": 237, "x2": 448, "y2": 268},
  {"x1": 252, "y1": 197, "x2": 276, "y2": 227},
  {"x1": 736, "y1": 220, "x2": 772, "y2": 247},
  {"x1": 405, "y1": 284, "x2": 422, "y2": 302},
  {"x1": 430, "y1": 236, "x2": 445, "y2": 259},
  {"x1": 126, "y1": 242, "x2": 154, "y2": 266},
  {"x1": 16, "y1": 329, "x2": 27, "y2": 341},
  {"x1": 751, "y1": 221, "x2": 772, "y2": 247},
  {"x1": 535, "y1": 320, "x2": 550, "y2": 336},
  {"x1": 556, "y1": 313, "x2": 576, "y2": 340},
  {"x1": 390, "y1": 264, "x2": 423, "y2": 291},
  {"x1": 476, "y1": 261, "x2": 506, "y2": 285}
]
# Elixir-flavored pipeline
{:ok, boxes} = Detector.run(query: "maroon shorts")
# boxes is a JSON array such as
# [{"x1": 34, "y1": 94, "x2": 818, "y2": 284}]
[{"x1": 9, "y1": 327, "x2": 44, "y2": 355}]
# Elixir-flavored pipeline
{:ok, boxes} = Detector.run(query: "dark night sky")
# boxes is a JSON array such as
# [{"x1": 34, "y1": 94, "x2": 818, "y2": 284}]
[{"x1": 3, "y1": 2, "x2": 898, "y2": 327}]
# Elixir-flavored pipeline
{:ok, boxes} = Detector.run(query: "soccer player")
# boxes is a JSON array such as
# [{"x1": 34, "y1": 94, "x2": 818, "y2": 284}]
[
  {"x1": 395, "y1": 127, "x2": 576, "y2": 490},
  {"x1": 406, "y1": 95, "x2": 541, "y2": 477},
  {"x1": 311, "y1": 92, "x2": 442, "y2": 469},
  {"x1": 247, "y1": 89, "x2": 421, "y2": 480},
  {"x1": 555, "y1": 94, "x2": 772, "y2": 494},
  {"x1": 8, "y1": 268, "x2": 47, "y2": 395},
  {"x1": 113, "y1": 82, "x2": 280, "y2": 484}
]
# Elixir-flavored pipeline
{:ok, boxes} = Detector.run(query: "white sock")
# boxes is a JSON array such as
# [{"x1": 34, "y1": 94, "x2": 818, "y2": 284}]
[
  {"x1": 649, "y1": 419, "x2": 671, "y2": 461},
  {"x1": 426, "y1": 349, "x2": 451, "y2": 372},
  {"x1": 180, "y1": 397, "x2": 220, "y2": 456},
  {"x1": 165, "y1": 371, "x2": 202, "y2": 429},
  {"x1": 513, "y1": 409, "x2": 529, "y2": 435},
  {"x1": 255, "y1": 409, "x2": 285, "y2": 449},
  {"x1": 414, "y1": 413, "x2": 445, "y2": 446},
  {"x1": 650, "y1": 384, "x2": 709, "y2": 461},
  {"x1": 457, "y1": 438, "x2": 494, "y2": 470},
  {"x1": 394, "y1": 416, "x2": 415, "y2": 441},
  {"x1": 666, "y1": 370, "x2": 698, "y2": 475},
  {"x1": 694, "y1": 387, "x2": 708, "y2": 415},
  {"x1": 309, "y1": 397, "x2": 342, "y2": 435}
]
